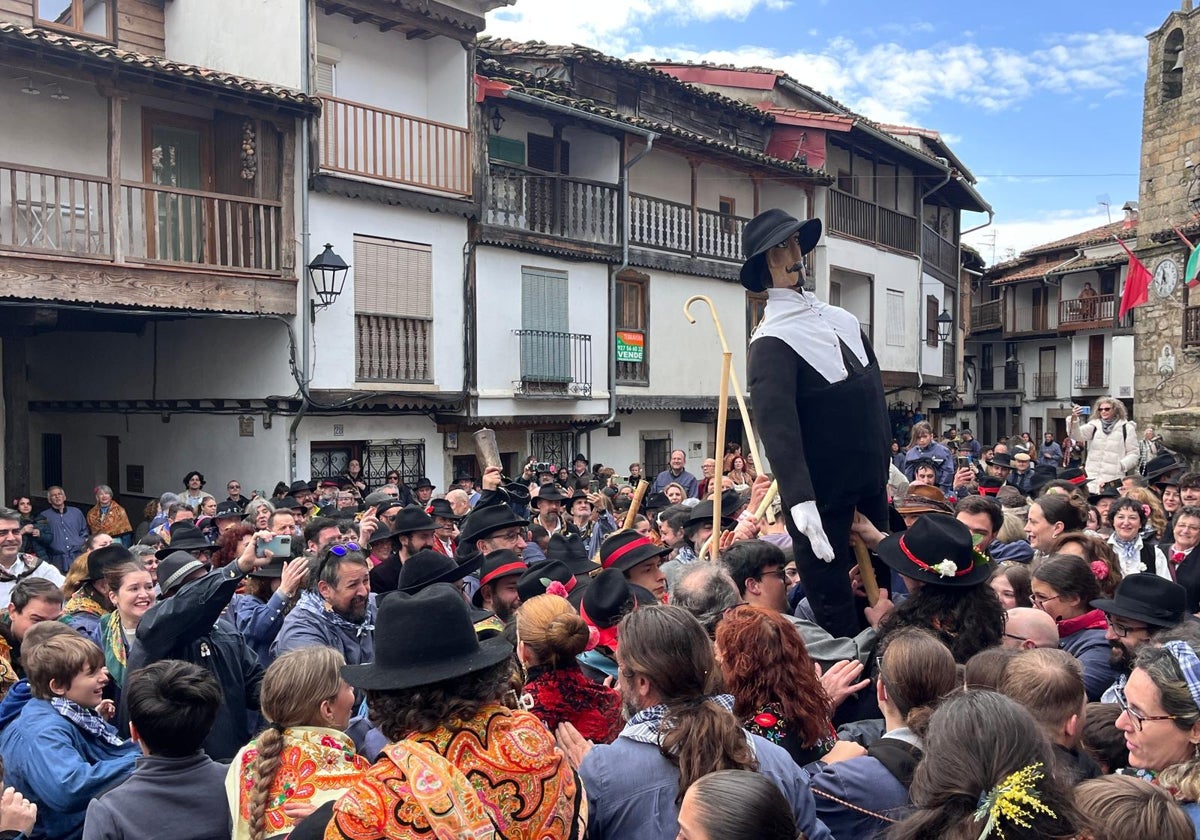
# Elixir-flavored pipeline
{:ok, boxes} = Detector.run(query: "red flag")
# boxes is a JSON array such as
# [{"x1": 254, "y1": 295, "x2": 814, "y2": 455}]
[{"x1": 1115, "y1": 238, "x2": 1151, "y2": 319}]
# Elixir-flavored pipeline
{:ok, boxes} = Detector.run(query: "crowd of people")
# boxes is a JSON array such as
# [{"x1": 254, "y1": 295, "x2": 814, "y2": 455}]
[{"x1": 0, "y1": 407, "x2": 1196, "y2": 840}]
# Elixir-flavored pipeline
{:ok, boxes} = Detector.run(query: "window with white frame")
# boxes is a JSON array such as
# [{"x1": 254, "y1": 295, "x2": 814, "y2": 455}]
[{"x1": 886, "y1": 289, "x2": 906, "y2": 347}]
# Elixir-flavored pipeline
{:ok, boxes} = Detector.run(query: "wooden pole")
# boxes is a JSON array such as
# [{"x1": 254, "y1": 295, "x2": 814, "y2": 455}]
[
  {"x1": 684, "y1": 295, "x2": 765, "y2": 472},
  {"x1": 713, "y1": 351, "x2": 732, "y2": 560},
  {"x1": 850, "y1": 534, "x2": 880, "y2": 607},
  {"x1": 622, "y1": 479, "x2": 650, "y2": 530}
]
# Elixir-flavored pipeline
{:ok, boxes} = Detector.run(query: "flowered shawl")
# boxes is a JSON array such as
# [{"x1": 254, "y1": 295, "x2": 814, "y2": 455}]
[
  {"x1": 87, "y1": 503, "x2": 132, "y2": 538},
  {"x1": 522, "y1": 664, "x2": 623, "y2": 744},
  {"x1": 229, "y1": 726, "x2": 368, "y2": 840},
  {"x1": 98, "y1": 611, "x2": 130, "y2": 689},
  {"x1": 64, "y1": 590, "x2": 107, "y2": 620},
  {"x1": 327, "y1": 704, "x2": 586, "y2": 840}
]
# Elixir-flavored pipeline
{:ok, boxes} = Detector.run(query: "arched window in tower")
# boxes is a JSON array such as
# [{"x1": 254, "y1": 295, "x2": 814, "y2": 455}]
[{"x1": 1163, "y1": 28, "x2": 1184, "y2": 102}]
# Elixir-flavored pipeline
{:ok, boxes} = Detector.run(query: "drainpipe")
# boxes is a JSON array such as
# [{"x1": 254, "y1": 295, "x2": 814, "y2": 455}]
[
  {"x1": 289, "y1": 0, "x2": 315, "y2": 482},
  {"x1": 915, "y1": 160, "x2": 954, "y2": 394},
  {"x1": 575, "y1": 130, "x2": 657, "y2": 457}
]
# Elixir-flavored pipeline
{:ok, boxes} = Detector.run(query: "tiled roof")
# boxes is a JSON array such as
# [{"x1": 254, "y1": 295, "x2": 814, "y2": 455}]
[
  {"x1": 476, "y1": 57, "x2": 833, "y2": 182},
  {"x1": 0, "y1": 23, "x2": 320, "y2": 113},
  {"x1": 645, "y1": 60, "x2": 858, "y2": 116},
  {"x1": 1022, "y1": 220, "x2": 1134, "y2": 256},
  {"x1": 1055, "y1": 254, "x2": 1126, "y2": 275},
  {"x1": 478, "y1": 39, "x2": 772, "y2": 122},
  {"x1": 988, "y1": 260, "x2": 1065, "y2": 285}
]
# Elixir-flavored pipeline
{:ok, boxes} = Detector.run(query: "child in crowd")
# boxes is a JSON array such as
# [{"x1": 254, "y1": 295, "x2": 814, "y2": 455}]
[
  {"x1": 83, "y1": 660, "x2": 229, "y2": 840},
  {"x1": 0, "y1": 633, "x2": 138, "y2": 840}
]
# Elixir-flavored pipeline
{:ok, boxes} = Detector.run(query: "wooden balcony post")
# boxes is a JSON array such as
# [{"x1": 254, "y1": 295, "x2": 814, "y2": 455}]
[
  {"x1": 107, "y1": 91, "x2": 124, "y2": 263},
  {"x1": 689, "y1": 158, "x2": 699, "y2": 259}
]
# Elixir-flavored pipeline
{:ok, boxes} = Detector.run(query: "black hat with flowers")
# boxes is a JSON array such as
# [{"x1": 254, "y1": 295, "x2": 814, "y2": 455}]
[{"x1": 876, "y1": 513, "x2": 990, "y2": 587}]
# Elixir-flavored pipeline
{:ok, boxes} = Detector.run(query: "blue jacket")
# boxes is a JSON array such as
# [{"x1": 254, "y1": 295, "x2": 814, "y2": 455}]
[
  {"x1": 0, "y1": 698, "x2": 138, "y2": 840},
  {"x1": 0, "y1": 680, "x2": 30, "y2": 732},
  {"x1": 40, "y1": 506, "x2": 89, "y2": 565},
  {"x1": 272, "y1": 591, "x2": 376, "y2": 666},
  {"x1": 578, "y1": 732, "x2": 831, "y2": 840},
  {"x1": 902, "y1": 443, "x2": 953, "y2": 492},
  {"x1": 224, "y1": 591, "x2": 291, "y2": 668},
  {"x1": 1061, "y1": 625, "x2": 1121, "y2": 702},
  {"x1": 66, "y1": 611, "x2": 102, "y2": 645},
  {"x1": 812, "y1": 754, "x2": 910, "y2": 839},
  {"x1": 989, "y1": 539, "x2": 1035, "y2": 564}
]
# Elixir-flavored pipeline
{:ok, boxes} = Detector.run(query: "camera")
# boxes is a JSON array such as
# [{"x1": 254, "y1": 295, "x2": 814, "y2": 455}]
[{"x1": 532, "y1": 461, "x2": 552, "y2": 473}]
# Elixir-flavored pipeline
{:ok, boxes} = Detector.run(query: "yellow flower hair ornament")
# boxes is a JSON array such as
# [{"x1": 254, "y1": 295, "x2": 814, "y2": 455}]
[{"x1": 972, "y1": 762, "x2": 1056, "y2": 840}]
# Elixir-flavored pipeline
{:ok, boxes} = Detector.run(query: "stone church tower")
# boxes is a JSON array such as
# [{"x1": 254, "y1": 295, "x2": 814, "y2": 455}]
[{"x1": 1136, "y1": 1, "x2": 1200, "y2": 446}]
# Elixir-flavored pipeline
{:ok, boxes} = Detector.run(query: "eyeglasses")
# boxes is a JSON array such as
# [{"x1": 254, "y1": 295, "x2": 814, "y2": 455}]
[
  {"x1": 1003, "y1": 632, "x2": 1029, "y2": 644},
  {"x1": 228, "y1": 484, "x2": 240, "y2": 490},
  {"x1": 1115, "y1": 684, "x2": 1179, "y2": 732},
  {"x1": 1099, "y1": 406, "x2": 1114, "y2": 412},
  {"x1": 1105, "y1": 614, "x2": 1151, "y2": 638},
  {"x1": 1029, "y1": 593, "x2": 1060, "y2": 608},
  {"x1": 758, "y1": 569, "x2": 787, "y2": 583},
  {"x1": 490, "y1": 529, "x2": 525, "y2": 543},
  {"x1": 329, "y1": 543, "x2": 361, "y2": 556}
]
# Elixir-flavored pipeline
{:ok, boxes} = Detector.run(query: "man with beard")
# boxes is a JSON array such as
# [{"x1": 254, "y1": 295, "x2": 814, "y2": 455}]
[
  {"x1": 272, "y1": 543, "x2": 375, "y2": 672},
  {"x1": 471, "y1": 550, "x2": 527, "y2": 624},
  {"x1": 1091, "y1": 574, "x2": 1189, "y2": 703}
]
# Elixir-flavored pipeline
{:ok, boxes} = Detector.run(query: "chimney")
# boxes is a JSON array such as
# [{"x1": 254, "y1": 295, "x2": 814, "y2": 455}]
[{"x1": 1186, "y1": 0, "x2": 1194, "y2": 12}]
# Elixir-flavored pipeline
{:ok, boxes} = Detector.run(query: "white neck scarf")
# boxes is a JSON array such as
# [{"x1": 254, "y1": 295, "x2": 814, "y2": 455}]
[{"x1": 750, "y1": 288, "x2": 869, "y2": 383}]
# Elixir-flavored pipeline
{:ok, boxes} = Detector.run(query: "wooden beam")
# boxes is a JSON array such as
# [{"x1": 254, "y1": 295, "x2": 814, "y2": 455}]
[
  {"x1": 0, "y1": 257, "x2": 297, "y2": 316},
  {"x1": 2, "y1": 337, "x2": 29, "y2": 506},
  {"x1": 107, "y1": 93, "x2": 124, "y2": 263},
  {"x1": 280, "y1": 126, "x2": 297, "y2": 273}
]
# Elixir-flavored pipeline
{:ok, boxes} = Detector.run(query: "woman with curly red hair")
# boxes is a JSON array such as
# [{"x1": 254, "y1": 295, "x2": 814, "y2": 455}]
[{"x1": 715, "y1": 604, "x2": 841, "y2": 768}]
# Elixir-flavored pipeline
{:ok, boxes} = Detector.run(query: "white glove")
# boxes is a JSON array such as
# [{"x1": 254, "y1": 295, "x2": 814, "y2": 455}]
[{"x1": 790, "y1": 500, "x2": 835, "y2": 562}]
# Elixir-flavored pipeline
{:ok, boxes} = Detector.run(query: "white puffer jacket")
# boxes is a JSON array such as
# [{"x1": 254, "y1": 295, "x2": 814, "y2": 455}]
[{"x1": 1070, "y1": 416, "x2": 1138, "y2": 491}]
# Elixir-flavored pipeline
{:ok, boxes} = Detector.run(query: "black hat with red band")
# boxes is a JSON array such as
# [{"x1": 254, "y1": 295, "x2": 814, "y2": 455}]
[
  {"x1": 598, "y1": 530, "x2": 670, "y2": 573},
  {"x1": 471, "y1": 549, "x2": 529, "y2": 608},
  {"x1": 876, "y1": 513, "x2": 991, "y2": 588}
]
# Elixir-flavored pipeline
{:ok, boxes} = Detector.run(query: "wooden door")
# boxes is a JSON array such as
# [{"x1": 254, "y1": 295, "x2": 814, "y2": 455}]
[{"x1": 143, "y1": 112, "x2": 214, "y2": 263}]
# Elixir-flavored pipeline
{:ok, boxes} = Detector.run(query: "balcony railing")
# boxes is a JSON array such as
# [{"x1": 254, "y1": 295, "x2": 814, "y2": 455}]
[
  {"x1": 1006, "y1": 304, "x2": 1057, "y2": 335},
  {"x1": 355, "y1": 314, "x2": 432, "y2": 383},
  {"x1": 971, "y1": 300, "x2": 1003, "y2": 333},
  {"x1": 1186, "y1": 306, "x2": 1200, "y2": 348},
  {"x1": 922, "y1": 224, "x2": 959, "y2": 279},
  {"x1": 1059, "y1": 293, "x2": 1115, "y2": 331},
  {"x1": 828, "y1": 189, "x2": 918, "y2": 254},
  {"x1": 1074, "y1": 358, "x2": 1109, "y2": 389},
  {"x1": 629, "y1": 193, "x2": 750, "y2": 262},
  {"x1": 513, "y1": 330, "x2": 592, "y2": 398},
  {"x1": 488, "y1": 164, "x2": 618, "y2": 245},
  {"x1": 1033, "y1": 372, "x2": 1057, "y2": 399},
  {"x1": 979, "y1": 365, "x2": 1024, "y2": 393},
  {"x1": 1, "y1": 162, "x2": 283, "y2": 273},
  {"x1": 318, "y1": 96, "x2": 471, "y2": 198}
]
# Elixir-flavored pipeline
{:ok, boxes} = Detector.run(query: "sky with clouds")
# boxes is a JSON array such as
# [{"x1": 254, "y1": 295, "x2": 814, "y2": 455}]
[{"x1": 485, "y1": 1, "x2": 1169, "y2": 264}]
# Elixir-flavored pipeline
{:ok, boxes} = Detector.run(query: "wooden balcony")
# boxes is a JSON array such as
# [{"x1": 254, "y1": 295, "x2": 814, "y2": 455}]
[
  {"x1": 979, "y1": 365, "x2": 1024, "y2": 393},
  {"x1": 629, "y1": 194, "x2": 749, "y2": 263},
  {"x1": 971, "y1": 300, "x2": 1003, "y2": 334},
  {"x1": 1074, "y1": 358, "x2": 1108, "y2": 389},
  {"x1": 1059, "y1": 294, "x2": 1115, "y2": 332},
  {"x1": 318, "y1": 96, "x2": 471, "y2": 198},
  {"x1": 922, "y1": 224, "x2": 958, "y2": 281},
  {"x1": 355, "y1": 314, "x2": 432, "y2": 383},
  {"x1": 0, "y1": 161, "x2": 293, "y2": 313},
  {"x1": 487, "y1": 164, "x2": 619, "y2": 246},
  {"x1": 1005, "y1": 304, "x2": 1057, "y2": 336},
  {"x1": 828, "y1": 189, "x2": 918, "y2": 254},
  {"x1": 1185, "y1": 306, "x2": 1200, "y2": 348}
]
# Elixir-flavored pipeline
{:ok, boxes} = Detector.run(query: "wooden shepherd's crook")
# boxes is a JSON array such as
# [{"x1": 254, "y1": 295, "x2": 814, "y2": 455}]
[{"x1": 683, "y1": 295, "x2": 765, "y2": 471}]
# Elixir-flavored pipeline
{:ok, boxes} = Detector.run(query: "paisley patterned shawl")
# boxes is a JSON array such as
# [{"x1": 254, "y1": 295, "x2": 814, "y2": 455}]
[
  {"x1": 230, "y1": 726, "x2": 369, "y2": 840},
  {"x1": 326, "y1": 704, "x2": 586, "y2": 840}
]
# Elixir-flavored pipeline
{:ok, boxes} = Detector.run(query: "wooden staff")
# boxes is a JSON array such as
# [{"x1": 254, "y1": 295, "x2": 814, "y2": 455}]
[
  {"x1": 713, "y1": 351, "x2": 732, "y2": 560},
  {"x1": 850, "y1": 534, "x2": 880, "y2": 607},
  {"x1": 753, "y1": 480, "x2": 779, "y2": 519},
  {"x1": 683, "y1": 295, "x2": 764, "y2": 471},
  {"x1": 622, "y1": 479, "x2": 650, "y2": 530}
]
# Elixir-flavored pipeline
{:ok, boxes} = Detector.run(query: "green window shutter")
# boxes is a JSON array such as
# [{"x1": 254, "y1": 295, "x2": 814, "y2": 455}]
[
  {"x1": 488, "y1": 135, "x2": 525, "y2": 165},
  {"x1": 521, "y1": 269, "x2": 569, "y2": 381}
]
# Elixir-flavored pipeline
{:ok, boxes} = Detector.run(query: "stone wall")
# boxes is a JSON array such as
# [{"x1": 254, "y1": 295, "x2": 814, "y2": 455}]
[{"x1": 1135, "y1": 7, "x2": 1200, "y2": 428}]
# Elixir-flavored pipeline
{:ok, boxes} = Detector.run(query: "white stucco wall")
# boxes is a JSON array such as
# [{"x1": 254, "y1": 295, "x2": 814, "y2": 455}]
[
  {"x1": 473, "y1": 247, "x2": 610, "y2": 418},
  {"x1": 165, "y1": 0, "x2": 304, "y2": 89},
  {"x1": 628, "y1": 150, "x2": 691, "y2": 205},
  {"x1": 299, "y1": 414, "x2": 444, "y2": 488},
  {"x1": 316, "y1": 14, "x2": 467, "y2": 126},
  {"x1": 1111, "y1": 334, "x2": 1135, "y2": 399},
  {"x1": 307, "y1": 193, "x2": 468, "y2": 391},
  {"x1": 583, "y1": 411, "x2": 715, "y2": 484}
]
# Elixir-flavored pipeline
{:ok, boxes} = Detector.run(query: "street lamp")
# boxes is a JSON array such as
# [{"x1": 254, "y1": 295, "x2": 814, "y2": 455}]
[
  {"x1": 936, "y1": 308, "x2": 953, "y2": 343},
  {"x1": 489, "y1": 106, "x2": 505, "y2": 133},
  {"x1": 308, "y1": 243, "x2": 349, "y2": 321}
]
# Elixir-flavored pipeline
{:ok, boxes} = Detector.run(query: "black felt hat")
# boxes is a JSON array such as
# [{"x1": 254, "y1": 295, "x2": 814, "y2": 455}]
[
  {"x1": 87, "y1": 544, "x2": 135, "y2": 582},
  {"x1": 398, "y1": 548, "x2": 482, "y2": 594},
  {"x1": 154, "y1": 523, "x2": 212, "y2": 560},
  {"x1": 425, "y1": 499, "x2": 462, "y2": 521},
  {"x1": 642, "y1": 492, "x2": 671, "y2": 512},
  {"x1": 472, "y1": 550, "x2": 528, "y2": 608},
  {"x1": 531, "y1": 485, "x2": 570, "y2": 507},
  {"x1": 157, "y1": 550, "x2": 210, "y2": 596},
  {"x1": 876, "y1": 513, "x2": 990, "y2": 587},
  {"x1": 1146, "y1": 452, "x2": 1187, "y2": 482},
  {"x1": 1093, "y1": 574, "x2": 1188, "y2": 629},
  {"x1": 458, "y1": 504, "x2": 529, "y2": 545},
  {"x1": 389, "y1": 505, "x2": 438, "y2": 536},
  {"x1": 599, "y1": 530, "x2": 669, "y2": 573},
  {"x1": 277, "y1": 496, "x2": 304, "y2": 512},
  {"x1": 249, "y1": 559, "x2": 286, "y2": 579},
  {"x1": 341, "y1": 583, "x2": 513, "y2": 691},
  {"x1": 516, "y1": 560, "x2": 580, "y2": 603},
  {"x1": 289, "y1": 480, "x2": 313, "y2": 495},
  {"x1": 213, "y1": 501, "x2": 243, "y2": 520},
  {"x1": 546, "y1": 532, "x2": 600, "y2": 575},
  {"x1": 739, "y1": 209, "x2": 822, "y2": 292},
  {"x1": 989, "y1": 453, "x2": 1013, "y2": 469},
  {"x1": 412, "y1": 477, "x2": 435, "y2": 491}
]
